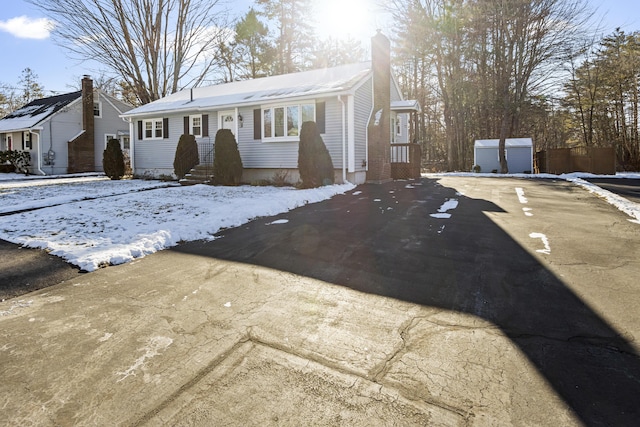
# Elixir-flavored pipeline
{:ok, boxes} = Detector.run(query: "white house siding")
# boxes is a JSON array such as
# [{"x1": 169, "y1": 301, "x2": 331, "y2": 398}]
[
  {"x1": 323, "y1": 96, "x2": 346, "y2": 170},
  {"x1": 354, "y1": 78, "x2": 373, "y2": 173},
  {"x1": 238, "y1": 97, "x2": 341, "y2": 170},
  {"x1": 134, "y1": 112, "x2": 220, "y2": 177}
]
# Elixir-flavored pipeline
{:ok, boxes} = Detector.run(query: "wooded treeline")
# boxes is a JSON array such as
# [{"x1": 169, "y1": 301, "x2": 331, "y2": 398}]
[
  {"x1": 391, "y1": 0, "x2": 640, "y2": 171},
  {"x1": 5, "y1": 0, "x2": 640, "y2": 171}
]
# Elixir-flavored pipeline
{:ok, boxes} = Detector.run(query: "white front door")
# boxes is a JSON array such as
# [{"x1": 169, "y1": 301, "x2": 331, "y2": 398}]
[{"x1": 219, "y1": 111, "x2": 236, "y2": 136}]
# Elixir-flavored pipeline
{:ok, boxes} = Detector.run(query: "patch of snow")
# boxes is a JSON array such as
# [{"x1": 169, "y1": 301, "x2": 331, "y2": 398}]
[
  {"x1": 0, "y1": 180, "x2": 354, "y2": 271},
  {"x1": 266, "y1": 219, "x2": 289, "y2": 225},
  {"x1": 431, "y1": 199, "x2": 459, "y2": 218}
]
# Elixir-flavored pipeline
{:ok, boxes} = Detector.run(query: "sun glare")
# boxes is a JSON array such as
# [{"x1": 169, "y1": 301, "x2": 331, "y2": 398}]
[{"x1": 314, "y1": 0, "x2": 377, "y2": 41}]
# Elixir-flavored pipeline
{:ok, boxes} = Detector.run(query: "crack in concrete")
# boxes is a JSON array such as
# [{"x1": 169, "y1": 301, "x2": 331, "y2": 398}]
[{"x1": 132, "y1": 323, "x2": 473, "y2": 426}]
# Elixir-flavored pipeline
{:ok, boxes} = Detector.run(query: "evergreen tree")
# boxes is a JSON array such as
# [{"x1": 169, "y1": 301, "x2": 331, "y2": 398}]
[
  {"x1": 103, "y1": 139, "x2": 125, "y2": 180},
  {"x1": 298, "y1": 121, "x2": 334, "y2": 188},
  {"x1": 235, "y1": 8, "x2": 274, "y2": 79},
  {"x1": 173, "y1": 134, "x2": 200, "y2": 179},
  {"x1": 256, "y1": 0, "x2": 316, "y2": 74},
  {"x1": 213, "y1": 129, "x2": 243, "y2": 185}
]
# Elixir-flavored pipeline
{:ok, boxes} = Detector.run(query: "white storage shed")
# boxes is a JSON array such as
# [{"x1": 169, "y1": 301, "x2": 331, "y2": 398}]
[{"x1": 474, "y1": 138, "x2": 533, "y2": 174}]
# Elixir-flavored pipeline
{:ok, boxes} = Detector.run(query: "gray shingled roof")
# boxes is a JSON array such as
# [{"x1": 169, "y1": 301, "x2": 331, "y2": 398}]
[{"x1": 0, "y1": 91, "x2": 81, "y2": 132}]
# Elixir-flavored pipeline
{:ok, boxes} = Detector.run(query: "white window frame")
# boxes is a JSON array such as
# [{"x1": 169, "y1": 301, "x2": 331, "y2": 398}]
[
  {"x1": 190, "y1": 114, "x2": 202, "y2": 137},
  {"x1": 105, "y1": 133, "x2": 116, "y2": 148},
  {"x1": 23, "y1": 131, "x2": 32, "y2": 150},
  {"x1": 143, "y1": 118, "x2": 164, "y2": 140},
  {"x1": 93, "y1": 101, "x2": 102, "y2": 118},
  {"x1": 262, "y1": 102, "x2": 315, "y2": 142}
]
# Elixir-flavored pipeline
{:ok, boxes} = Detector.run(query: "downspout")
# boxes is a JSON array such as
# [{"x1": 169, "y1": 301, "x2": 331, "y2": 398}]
[
  {"x1": 49, "y1": 120, "x2": 54, "y2": 175},
  {"x1": 125, "y1": 117, "x2": 134, "y2": 174},
  {"x1": 338, "y1": 95, "x2": 347, "y2": 183},
  {"x1": 31, "y1": 129, "x2": 45, "y2": 175}
]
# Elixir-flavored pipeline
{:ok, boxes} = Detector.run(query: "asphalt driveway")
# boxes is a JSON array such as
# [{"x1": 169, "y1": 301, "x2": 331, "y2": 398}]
[
  {"x1": 1, "y1": 176, "x2": 640, "y2": 426},
  {"x1": 585, "y1": 177, "x2": 640, "y2": 203},
  {"x1": 174, "y1": 176, "x2": 640, "y2": 426}
]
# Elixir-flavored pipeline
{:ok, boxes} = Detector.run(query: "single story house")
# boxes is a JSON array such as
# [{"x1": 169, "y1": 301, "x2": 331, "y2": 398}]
[
  {"x1": 0, "y1": 77, "x2": 132, "y2": 175},
  {"x1": 474, "y1": 138, "x2": 534, "y2": 174},
  {"x1": 121, "y1": 32, "x2": 420, "y2": 185}
]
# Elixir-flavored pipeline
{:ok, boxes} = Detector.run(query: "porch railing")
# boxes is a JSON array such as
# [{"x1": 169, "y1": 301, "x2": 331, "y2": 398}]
[
  {"x1": 391, "y1": 143, "x2": 422, "y2": 179},
  {"x1": 198, "y1": 142, "x2": 214, "y2": 166}
]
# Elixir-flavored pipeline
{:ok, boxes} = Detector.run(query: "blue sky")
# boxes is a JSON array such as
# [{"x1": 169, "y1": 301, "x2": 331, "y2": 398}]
[{"x1": 0, "y1": 0, "x2": 638, "y2": 96}]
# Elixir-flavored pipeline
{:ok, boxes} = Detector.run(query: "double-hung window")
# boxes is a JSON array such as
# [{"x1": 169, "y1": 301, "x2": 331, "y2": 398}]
[
  {"x1": 262, "y1": 103, "x2": 315, "y2": 141},
  {"x1": 93, "y1": 101, "x2": 102, "y2": 118},
  {"x1": 143, "y1": 118, "x2": 164, "y2": 140},
  {"x1": 190, "y1": 115, "x2": 202, "y2": 137}
]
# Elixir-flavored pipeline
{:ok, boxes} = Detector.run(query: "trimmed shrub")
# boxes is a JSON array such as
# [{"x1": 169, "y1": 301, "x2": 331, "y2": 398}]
[
  {"x1": 213, "y1": 129, "x2": 243, "y2": 185},
  {"x1": 298, "y1": 121, "x2": 334, "y2": 188},
  {"x1": 103, "y1": 139, "x2": 125, "y2": 180},
  {"x1": 173, "y1": 134, "x2": 200, "y2": 179},
  {"x1": 0, "y1": 150, "x2": 31, "y2": 174}
]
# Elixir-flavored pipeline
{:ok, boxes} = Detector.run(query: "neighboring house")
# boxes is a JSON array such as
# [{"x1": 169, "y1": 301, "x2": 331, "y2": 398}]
[
  {"x1": 474, "y1": 138, "x2": 534, "y2": 174},
  {"x1": 0, "y1": 77, "x2": 132, "y2": 175},
  {"x1": 121, "y1": 32, "x2": 420, "y2": 185}
]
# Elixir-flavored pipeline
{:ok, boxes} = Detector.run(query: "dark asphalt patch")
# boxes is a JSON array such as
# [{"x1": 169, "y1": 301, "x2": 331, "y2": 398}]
[{"x1": 173, "y1": 177, "x2": 640, "y2": 427}]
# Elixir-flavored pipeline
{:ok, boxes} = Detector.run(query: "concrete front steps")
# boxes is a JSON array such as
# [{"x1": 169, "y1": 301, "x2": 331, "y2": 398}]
[{"x1": 179, "y1": 164, "x2": 214, "y2": 186}]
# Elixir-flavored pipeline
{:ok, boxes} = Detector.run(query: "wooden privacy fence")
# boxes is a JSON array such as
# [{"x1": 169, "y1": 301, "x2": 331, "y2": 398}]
[
  {"x1": 535, "y1": 147, "x2": 615, "y2": 175},
  {"x1": 391, "y1": 143, "x2": 422, "y2": 179}
]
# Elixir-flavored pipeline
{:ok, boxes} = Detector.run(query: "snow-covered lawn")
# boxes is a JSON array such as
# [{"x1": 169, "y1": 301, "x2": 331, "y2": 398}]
[
  {"x1": 0, "y1": 172, "x2": 638, "y2": 272},
  {"x1": 0, "y1": 174, "x2": 354, "y2": 271}
]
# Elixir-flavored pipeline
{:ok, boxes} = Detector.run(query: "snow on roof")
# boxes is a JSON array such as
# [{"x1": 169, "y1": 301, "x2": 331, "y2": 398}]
[
  {"x1": 0, "y1": 91, "x2": 81, "y2": 133},
  {"x1": 475, "y1": 138, "x2": 533, "y2": 148},
  {"x1": 391, "y1": 100, "x2": 421, "y2": 112},
  {"x1": 122, "y1": 62, "x2": 373, "y2": 118}
]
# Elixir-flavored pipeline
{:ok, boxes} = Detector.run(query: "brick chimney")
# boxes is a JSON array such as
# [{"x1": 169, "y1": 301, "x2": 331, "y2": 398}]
[
  {"x1": 366, "y1": 31, "x2": 392, "y2": 183},
  {"x1": 82, "y1": 76, "x2": 95, "y2": 143},
  {"x1": 68, "y1": 76, "x2": 96, "y2": 172}
]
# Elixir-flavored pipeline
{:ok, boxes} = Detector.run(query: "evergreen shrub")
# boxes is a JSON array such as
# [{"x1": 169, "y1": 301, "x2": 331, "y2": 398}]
[
  {"x1": 213, "y1": 129, "x2": 243, "y2": 185},
  {"x1": 298, "y1": 121, "x2": 334, "y2": 188},
  {"x1": 103, "y1": 139, "x2": 125, "y2": 180},
  {"x1": 173, "y1": 134, "x2": 200, "y2": 179}
]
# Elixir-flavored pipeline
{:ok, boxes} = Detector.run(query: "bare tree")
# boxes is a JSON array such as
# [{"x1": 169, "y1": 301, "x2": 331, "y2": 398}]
[{"x1": 28, "y1": 0, "x2": 229, "y2": 105}]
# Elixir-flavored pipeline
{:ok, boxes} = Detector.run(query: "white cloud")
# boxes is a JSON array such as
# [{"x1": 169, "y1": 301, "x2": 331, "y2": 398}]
[{"x1": 0, "y1": 16, "x2": 54, "y2": 40}]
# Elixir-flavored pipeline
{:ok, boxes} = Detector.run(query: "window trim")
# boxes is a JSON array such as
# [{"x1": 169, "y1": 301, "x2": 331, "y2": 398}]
[
  {"x1": 190, "y1": 114, "x2": 202, "y2": 137},
  {"x1": 104, "y1": 133, "x2": 116, "y2": 148},
  {"x1": 261, "y1": 102, "x2": 316, "y2": 142},
  {"x1": 142, "y1": 118, "x2": 165, "y2": 140},
  {"x1": 93, "y1": 101, "x2": 102, "y2": 118},
  {"x1": 23, "y1": 131, "x2": 32, "y2": 150}
]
